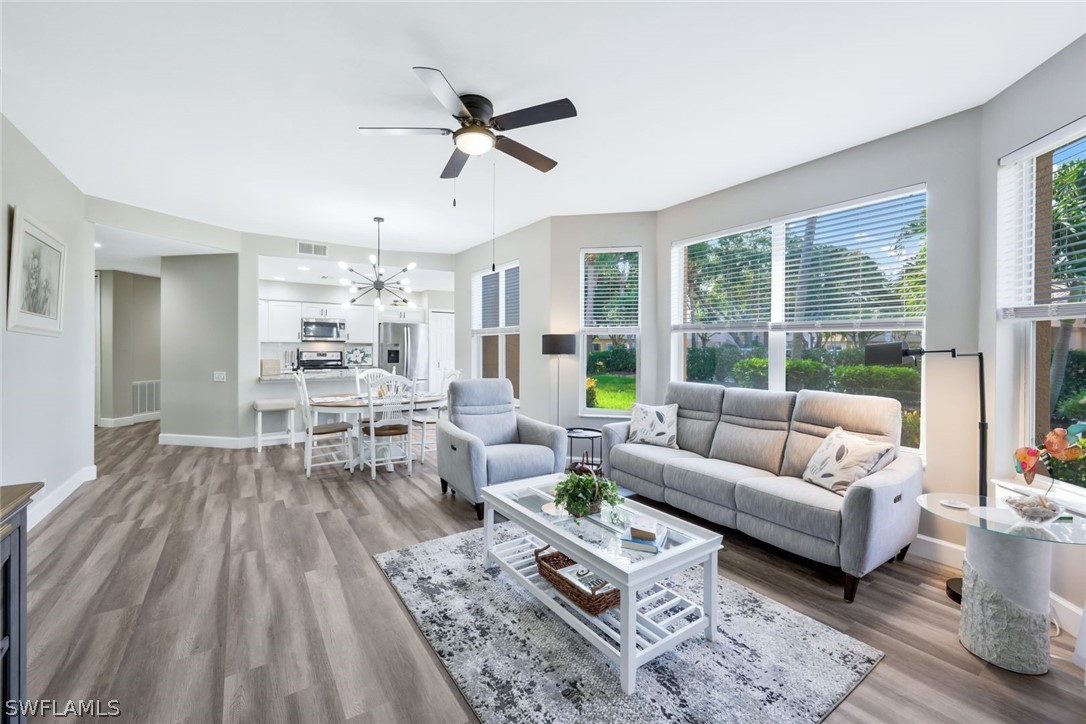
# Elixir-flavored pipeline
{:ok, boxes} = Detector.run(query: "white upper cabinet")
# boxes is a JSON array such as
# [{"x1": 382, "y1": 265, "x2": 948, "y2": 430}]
[
  {"x1": 301, "y1": 302, "x2": 341, "y2": 320},
  {"x1": 344, "y1": 305, "x2": 374, "y2": 343},
  {"x1": 378, "y1": 307, "x2": 424, "y2": 323},
  {"x1": 258, "y1": 300, "x2": 269, "y2": 342},
  {"x1": 266, "y1": 301, "x2": 302, "y2": 342}
]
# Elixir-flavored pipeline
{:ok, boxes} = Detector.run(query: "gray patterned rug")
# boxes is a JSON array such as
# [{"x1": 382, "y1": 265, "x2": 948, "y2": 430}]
[{"x1": 375, "y1": 524, "x2": 882, "y2": 724}]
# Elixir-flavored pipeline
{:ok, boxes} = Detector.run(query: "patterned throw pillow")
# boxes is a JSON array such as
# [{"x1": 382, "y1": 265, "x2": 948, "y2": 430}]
[
  {"x1": 802, "y1": 427, "x2": 895, "y2": 495},
  {"x1": 628, "y1": 403, "x2": 679, "y2": 448}
]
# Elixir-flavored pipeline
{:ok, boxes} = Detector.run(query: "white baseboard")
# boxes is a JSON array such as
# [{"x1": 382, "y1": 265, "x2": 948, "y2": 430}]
[
  {"x1": 158, "y1": 431, "x2": 304, "y2": 449},
  {"x1": 98, "y1": 411, "x2": 160, "y2": 428},
  {"x1": 909, "y1": 533, "x2": 1082, "y2": 637},
  {"x1": 27, "y1": 464, "x2": 97, "y2": 530}
]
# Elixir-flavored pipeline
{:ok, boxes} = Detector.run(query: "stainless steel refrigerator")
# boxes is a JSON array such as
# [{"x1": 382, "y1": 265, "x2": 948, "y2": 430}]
[{"x1": 378, "y1": 322, "x2": 429, "y2": 390}]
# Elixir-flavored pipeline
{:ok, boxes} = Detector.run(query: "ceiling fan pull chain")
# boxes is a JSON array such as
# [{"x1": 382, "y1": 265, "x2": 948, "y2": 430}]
[
  {"x1": 491, "y1": 161, "x2": 497, "y2": 272},
  {"x1": 452, "y1": 177, "x2": 457, "y2": 208}
]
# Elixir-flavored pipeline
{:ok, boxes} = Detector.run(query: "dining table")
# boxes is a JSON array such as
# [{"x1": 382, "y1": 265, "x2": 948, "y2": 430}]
[{"x1": 306, "y1": 391, "x2": 447, "y2": 470}]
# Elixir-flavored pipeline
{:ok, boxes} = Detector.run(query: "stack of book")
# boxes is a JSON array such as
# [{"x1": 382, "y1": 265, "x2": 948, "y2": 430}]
[{"x1": 620, "y1": 513, "x2": 669, "y2": 553}]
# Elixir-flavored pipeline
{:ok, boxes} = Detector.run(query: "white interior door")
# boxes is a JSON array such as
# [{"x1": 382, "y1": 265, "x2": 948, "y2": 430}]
[{"x1": 429, "y1": 311, "x2": 455, "y2": 391}]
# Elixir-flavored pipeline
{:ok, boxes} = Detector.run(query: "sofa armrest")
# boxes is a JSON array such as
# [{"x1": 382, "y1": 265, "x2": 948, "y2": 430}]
[
  {"x1": 839, "y1": 454, "x2": 924, "y2": 577},
  {"x1": 601, "y1": 422, "x2": 630, "y2": 478},
  {"x1": 516, "y1": 414, "x2": 567, "y2": 473},
  {"x1": 437, "y1": 420, "x2": 488, "y2": 503}
]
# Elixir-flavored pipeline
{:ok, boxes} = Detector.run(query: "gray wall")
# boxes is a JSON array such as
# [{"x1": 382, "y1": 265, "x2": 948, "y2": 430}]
[
  {"x1": 160, "y1": 254, "x2": 239, "y2": 439},
  {"x1": 98, "y1": 270, "x2": 161, "y2": 420},
  {"x1": 979, "y1": 35, "x2": 1086, "y2": 617},
  {"x1": 1, "y1": 116, "x2": 95, "y2": 515}
]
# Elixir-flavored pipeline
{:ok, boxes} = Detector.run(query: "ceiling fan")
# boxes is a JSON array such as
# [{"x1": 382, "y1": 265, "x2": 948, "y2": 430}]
[{"x1": 358, "y1": 67, "x2": 577, "y2": 179}]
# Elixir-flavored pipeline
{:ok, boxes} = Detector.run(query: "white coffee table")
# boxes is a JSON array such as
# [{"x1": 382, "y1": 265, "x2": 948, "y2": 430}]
[{"x1": 481, "y1": 474, "x2": 724, "y2": 694}]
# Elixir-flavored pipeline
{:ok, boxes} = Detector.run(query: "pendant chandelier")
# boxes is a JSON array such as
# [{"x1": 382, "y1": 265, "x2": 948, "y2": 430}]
[{"x1": 339, "y1": 216, "x2": 416, "y2": 310}]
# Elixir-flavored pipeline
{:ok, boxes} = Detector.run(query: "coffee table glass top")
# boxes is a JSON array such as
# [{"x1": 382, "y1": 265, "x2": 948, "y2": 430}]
[
  {"x1": 918, "y1": 493, "x2": 1086, "y2": 545},
  {"x1": 494, "y1": 479, "x2": 711, "y2": 569}
]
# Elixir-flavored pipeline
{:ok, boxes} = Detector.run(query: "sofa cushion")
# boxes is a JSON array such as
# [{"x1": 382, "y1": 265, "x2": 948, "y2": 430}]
[
  {"x1": 663, "y1": 458, "x2": 775, "y2": 509},
  {"x1": 708, "y1": 388, "x2": 796, "y2": 474},
  {"x1": 734, "y1": 476, "x2": 843, "y2": 543},
  {"x1": 448, "y1": 379, "x2": 519, "y2": 446},
  {"x1": 663, "y1": 381, "x2": 725, "y2": 457},
  {"x1": 628, "y1": 403, "x2": 679, "y2": 448},
  {"x1": 802, "y1": 427, "x2": 896, "y2": 495},
  {"x1": 780, "y1": 390, "x2": 901, "y2": 478},
  {"x1": 485, "y1": 444, "x2": 555, "y2": 485},
  {"x1": 608, "y1": 443, "x2": 701, "y2": 486}
]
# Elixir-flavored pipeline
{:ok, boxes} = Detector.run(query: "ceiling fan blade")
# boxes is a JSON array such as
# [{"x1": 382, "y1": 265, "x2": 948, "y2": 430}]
[
  {"x1": 357, "y1": 127, "x2": 452, "y2": 136},
  {"x1": 440, "y1": 148, "x2": 470, "y2": 179},
  {"x1": 494, "y1": 136, "x2": 557, "y2": 173},
  {"x1": 413, "y1": 67, "x2": 473, "y2": 120},
  {"x1": 491, "y1": 98, "x2": 576, "y2": 131}
]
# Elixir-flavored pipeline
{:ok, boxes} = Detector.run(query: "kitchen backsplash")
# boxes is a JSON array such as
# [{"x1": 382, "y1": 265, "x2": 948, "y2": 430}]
[{"x1": 260, "y1": 342, "x2": 374, "y2": 371}]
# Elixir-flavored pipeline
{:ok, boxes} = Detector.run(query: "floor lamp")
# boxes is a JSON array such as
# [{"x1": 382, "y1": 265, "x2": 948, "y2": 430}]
[
  {"x1": 542, "y1": 334, "x2": 576, "y2": 427},
  {"x1": 864, "y1": 341, "x2": 987, "y2": 604}
]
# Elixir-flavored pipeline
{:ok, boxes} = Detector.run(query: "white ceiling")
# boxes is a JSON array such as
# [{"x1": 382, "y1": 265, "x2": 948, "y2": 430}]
[
  {"x1": 94, "y1": 225, "x2": 227, "y2": 277},
  {"x1": 3, "y1": 3, "x2": 1085, "y2": 254},
  {"x1": 258, "y1": 255, "x2": 454, "y2": 292}
]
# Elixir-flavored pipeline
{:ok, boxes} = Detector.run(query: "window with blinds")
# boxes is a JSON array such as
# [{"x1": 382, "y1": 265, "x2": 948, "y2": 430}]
[
  {"x1": 581, "y1": 249, "x2": 640, "y2": 415},
  {"x1": 670, "y1": 226, "x2": 772, "y2": 330},
  {"x1": 999, "y1": 130, "x2": 1086, "y2": 320},
  {"x1": 782, "y1": 191, "x2": 927, "y2": 331},
  {"x1": 472, "y1": 263, "x2": 520, "y2": 331}
]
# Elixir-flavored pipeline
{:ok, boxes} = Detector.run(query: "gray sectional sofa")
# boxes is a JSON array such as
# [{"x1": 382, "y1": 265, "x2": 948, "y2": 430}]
[{"x1": 602, "y1": 382, "x2": 923, "y2": 601}]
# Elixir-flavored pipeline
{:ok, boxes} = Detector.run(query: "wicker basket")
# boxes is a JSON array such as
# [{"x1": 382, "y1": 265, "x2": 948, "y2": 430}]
[{"x1": 534, "y1": 545, "x2": 621, "y2": 615}]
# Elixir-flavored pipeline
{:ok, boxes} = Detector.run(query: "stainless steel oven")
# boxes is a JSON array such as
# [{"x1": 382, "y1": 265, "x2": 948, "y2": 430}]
[{"x1": 301, "y1": 318, "x2": 346, "y2": 342}]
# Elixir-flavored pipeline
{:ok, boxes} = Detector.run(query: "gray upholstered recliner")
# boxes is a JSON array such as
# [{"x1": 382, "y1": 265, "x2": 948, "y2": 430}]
[{"x1": 437, "y1": 378, "x2": 567, "y2": 519}]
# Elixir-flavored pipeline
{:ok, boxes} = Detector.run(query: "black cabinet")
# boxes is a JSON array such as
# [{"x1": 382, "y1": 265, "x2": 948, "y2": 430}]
[{"x1": 1, "y1": 483, "x2": 42, "y2": 724}]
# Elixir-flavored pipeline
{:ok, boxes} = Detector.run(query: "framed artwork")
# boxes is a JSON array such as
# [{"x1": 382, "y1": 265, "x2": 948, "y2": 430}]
[
  {"x1": 346, "y1": 344, "x2": 374, "y2": 367},
  {"x1": 7, "y1": 207, "x2": 67, "y2": 336}
]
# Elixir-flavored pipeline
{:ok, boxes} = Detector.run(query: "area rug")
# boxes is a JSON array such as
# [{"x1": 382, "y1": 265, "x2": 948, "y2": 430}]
[{"x1": 375, "y1": 524, "x2": 882, "y2": 724}]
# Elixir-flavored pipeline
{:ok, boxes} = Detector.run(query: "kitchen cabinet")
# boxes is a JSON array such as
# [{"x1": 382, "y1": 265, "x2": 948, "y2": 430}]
[
  {"x1": 378, "y1": 307, "x2": 424, "y2": 323},
  {"x1": 301, "y1": 303, "x2": 345, "y2": 320},
  {"x1": 2, "y1": 482, "x2": 43, "y2": 724},
  {"x1": 344, "y1": 305, "x2": 374, "y2": 343},
  {"x1": 266, "y1": 301, "x2": 302, "y2": 342},
  {"x1": 258, "y1": 300, "x2": 269, "y2": 342}
]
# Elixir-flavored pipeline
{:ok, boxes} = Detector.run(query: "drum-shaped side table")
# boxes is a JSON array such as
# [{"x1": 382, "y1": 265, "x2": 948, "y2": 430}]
[{"x1": 919, "y1": 494, "x2": 1086, "y2": 674}]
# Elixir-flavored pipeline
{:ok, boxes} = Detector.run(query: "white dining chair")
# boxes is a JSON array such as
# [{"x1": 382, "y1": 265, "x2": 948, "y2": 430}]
[
  {"x1": 294, "y1": 372, "x2": 354, "y2": 478},
  {"x1": 355, "y1": 367, "x2": 392, "y2": 396},
  {"x1": 412, "y1": 368, "x2": 460, "y2": 464},
  {"x1": 360, "y1": 375, "x2": 416, "y2": 479}
]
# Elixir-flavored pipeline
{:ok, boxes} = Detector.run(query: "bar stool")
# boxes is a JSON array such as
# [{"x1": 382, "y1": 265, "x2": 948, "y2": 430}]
[{"x1": 254, "y1": 398, "x2": 296, "y2": 452}]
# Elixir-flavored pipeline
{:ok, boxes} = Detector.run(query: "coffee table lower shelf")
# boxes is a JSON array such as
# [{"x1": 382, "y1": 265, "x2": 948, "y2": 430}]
[{"x1": 488, "y1": 534, "x2": 710, "y2": 692}]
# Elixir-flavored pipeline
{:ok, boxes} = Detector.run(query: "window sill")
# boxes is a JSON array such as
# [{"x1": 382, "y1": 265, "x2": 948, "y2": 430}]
[
  {"x1": 992, "y1": 476, "x2": 1086, "y2": 515},
  {"x1": 578, "y1": 411, "x2": 631, "y2": 420}
]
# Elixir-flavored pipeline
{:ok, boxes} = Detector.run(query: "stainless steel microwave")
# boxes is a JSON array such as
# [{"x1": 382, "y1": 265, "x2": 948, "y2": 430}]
[{"x1": 301, "y1": 318, "x2": 346, "y2": 342}]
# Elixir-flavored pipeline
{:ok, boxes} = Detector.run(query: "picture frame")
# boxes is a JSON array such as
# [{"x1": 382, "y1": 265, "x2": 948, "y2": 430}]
[
  {"x1": 7, "y1": 207, "x2": 67, "y2": 336},
  {"x1": 346, "y1": 343, "x2": 374, "y2": 367}
]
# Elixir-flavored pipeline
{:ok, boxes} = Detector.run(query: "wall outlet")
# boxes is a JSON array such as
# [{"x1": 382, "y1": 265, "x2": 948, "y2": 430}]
[{"x1": 213, "y1": 371, "x2": 227, "y2": 383}]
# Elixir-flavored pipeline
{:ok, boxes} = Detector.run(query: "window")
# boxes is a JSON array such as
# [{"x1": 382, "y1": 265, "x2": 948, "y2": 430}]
[
  {"x1": 472, "y1": 263, "x2": 520, "y2": 398},
  {"x1": 582, "y1": 249, "x2": 640, "y2": 415},
  {"x1": 999, "y1": 128, "x2": 1086, "y2": 489},
  {"x1": 671, "y1": 188, "x2": 927, "y2": 449}
]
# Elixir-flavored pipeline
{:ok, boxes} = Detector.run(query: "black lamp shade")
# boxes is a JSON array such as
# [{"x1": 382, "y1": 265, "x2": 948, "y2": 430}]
[
  {"x1": 542, "y1": 333, "x2": 576, "y2": 355},
  {"x1": 864, "y1": 341, "x2": 909, "y2": 367}
]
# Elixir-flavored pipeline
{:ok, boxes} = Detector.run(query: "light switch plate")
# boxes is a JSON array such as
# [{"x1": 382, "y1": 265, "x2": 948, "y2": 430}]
[{"x1": 213, "y1": 371, "x2": 227, "y2": 382}]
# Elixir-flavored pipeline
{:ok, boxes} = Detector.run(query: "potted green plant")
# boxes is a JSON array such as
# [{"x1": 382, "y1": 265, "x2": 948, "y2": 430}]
[{"x1": 552, "y1": 470, "x2": 623, "y2": 520}]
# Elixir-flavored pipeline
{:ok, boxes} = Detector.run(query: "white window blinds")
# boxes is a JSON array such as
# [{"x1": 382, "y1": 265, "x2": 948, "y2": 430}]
[
  {"x1": 472, "y1": 263, "x2": 520, "y2": 332},
  {"x1": 582, "y1": 249, "x2": 640, "y2": 329},
  {"x1": 999, "y1": 131, "x2": 1086, "y2": 320},
  {"x1": 670, "y1": 226, "x2": 772, "y2": 331},
  {"x1": 780, "y1": 191, "x2": 927, "y2": 331}
]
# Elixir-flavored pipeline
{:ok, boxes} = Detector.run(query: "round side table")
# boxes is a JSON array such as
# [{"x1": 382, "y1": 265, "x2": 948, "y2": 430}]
[
  {"x1": 566, "y1": 427, "x2": 603, "y2": 471},
  {"x1": 918, "y1": 493, "x2": 1086, "y2": 674}
]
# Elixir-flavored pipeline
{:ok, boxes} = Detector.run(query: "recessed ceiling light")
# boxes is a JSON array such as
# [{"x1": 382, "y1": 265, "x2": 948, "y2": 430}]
[
  {"x1": 93, "y1": 242, "x2": 102, "y2": 248},
  {"x1": 297, "y1": 265, "x2": 310, "y2": 271},
  {"x1": 273, "y1": 276, "x2": 285, "y2": 281}
]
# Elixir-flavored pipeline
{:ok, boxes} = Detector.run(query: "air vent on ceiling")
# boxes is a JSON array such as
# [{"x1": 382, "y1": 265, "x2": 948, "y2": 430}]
[{"x1": 297, "y1": 240, "x2": 329, "y2": 258}]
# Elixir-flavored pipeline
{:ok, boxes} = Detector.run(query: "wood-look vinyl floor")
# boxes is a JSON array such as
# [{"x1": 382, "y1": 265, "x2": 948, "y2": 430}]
[{"x1": 25, "y1": 422, "x2": 1086, "y2": 723}]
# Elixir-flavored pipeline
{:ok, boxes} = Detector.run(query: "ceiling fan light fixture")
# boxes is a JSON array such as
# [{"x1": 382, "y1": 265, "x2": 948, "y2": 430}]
[{"x1": 454, "y1": 126, "x2": 495, "y2": 155}]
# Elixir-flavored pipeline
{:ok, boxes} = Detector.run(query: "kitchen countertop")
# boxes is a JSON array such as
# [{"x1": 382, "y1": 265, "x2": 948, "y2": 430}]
[{"x1": 258, "y1": 368, "x2": 374, "y2": 383}]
